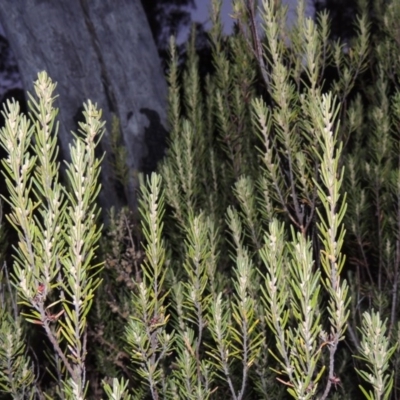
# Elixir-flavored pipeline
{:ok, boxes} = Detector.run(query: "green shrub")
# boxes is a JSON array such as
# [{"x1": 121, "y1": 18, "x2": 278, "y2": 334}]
[
  {"x1": 1, "y1": 0, "x2": 400, "y2": 399},
  {"x1": 0, "y1": 71, "x2": 104, "y2": 399}
]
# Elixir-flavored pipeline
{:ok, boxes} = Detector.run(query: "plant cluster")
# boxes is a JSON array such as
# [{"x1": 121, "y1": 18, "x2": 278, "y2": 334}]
[{"x1": 1, "y1": 0, "x2": 400, "y2": 399}]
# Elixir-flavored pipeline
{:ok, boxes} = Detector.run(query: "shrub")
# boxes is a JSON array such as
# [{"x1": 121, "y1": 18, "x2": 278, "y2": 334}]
[
  {"x1": 1, "y1": 0, "x2": 400, "y2": 399},
  {"x1": 0, "y1": 71, "x2": 104, "y2": 399}
]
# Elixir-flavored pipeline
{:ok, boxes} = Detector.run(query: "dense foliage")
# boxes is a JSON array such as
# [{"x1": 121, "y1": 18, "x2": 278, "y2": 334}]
[{"x1": 1, "y1": 0, "x2": 400, "y2": 399}]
